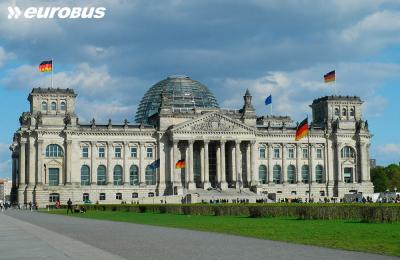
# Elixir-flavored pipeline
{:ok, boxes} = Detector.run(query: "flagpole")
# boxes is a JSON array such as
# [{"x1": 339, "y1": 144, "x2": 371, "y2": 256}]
[
  {"x1": 51, "y1": 58, "x2": 54, "y2": 88},
  {"x1": 307, "y1": 114, "x2": 311, "y2": 203}
]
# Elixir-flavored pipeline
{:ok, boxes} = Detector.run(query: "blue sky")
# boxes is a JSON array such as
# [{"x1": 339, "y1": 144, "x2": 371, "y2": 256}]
[{"x1": 0, "y1": 0, "x2": 399, "y2": 178}]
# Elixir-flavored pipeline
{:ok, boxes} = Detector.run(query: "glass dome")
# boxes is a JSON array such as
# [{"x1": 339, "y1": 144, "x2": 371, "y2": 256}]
[{"x1": 135, "y1": 75, "x2": 219, "y2": 123}]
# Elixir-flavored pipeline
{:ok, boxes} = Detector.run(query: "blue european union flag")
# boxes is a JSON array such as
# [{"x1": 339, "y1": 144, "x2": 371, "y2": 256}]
[
  {"x1": 150, "y1": 159, "x2": 160, "y2": 170},
  {"x1": 265, "y1": 95, "x2": 272, "y2": 106}
]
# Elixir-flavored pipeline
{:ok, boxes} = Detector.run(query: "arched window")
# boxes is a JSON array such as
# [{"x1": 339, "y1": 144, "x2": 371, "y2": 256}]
[
  {"x1": 51, "y1": 102, "x2": 57, "y2": 111},
  {"x1": 60, "y1": 102, "x2": 66, "y2": 111},
  {"x1": 46, "y1": 144, "x2": 64, "y2": 157},
  {"x1": 342, "y1": 108, "x2": 347, "y2": 116},
  {"x1": 301, "y1": 165, "x2": 309, "y2": 184},
  {"x1": 287, "y1": 165, "x2": 296, "y2": 184},
  {"x1": 273, "y1": 165, "x2": 281, "y2": 184},
  {"x1": 130, "y1": 165, "x2": 139, "y2": 185},
  {"x1": 349, "y1": 107, "x2": 355, "y2": 116},
  {"x1": 81, "y1": 165, "x2": 90, "y2": 186},
  {"x1": 315, "y1": 165, "x2": 323, "y2": 183},
  {"x1": 113, "y1": 165, "x2": 123, "y2": 185},
  {"x1": 334, "y1": 107, "x2": 340, "y2": 116},
  {"x1": 145, "y1": 165, "x2": 156, "y2": 185},
  {"x1": 258, "y1": 165, "x2": 267, "y2": 184},
  {"x1": 97, "y1": 165, "x2": 106, "y2": 185},
  {"x1": 41, "y1": 101, "x2": 48, "y2": 111},
  {"x1": 341, "y1": 146, "x2": 355, "y2": 158}
]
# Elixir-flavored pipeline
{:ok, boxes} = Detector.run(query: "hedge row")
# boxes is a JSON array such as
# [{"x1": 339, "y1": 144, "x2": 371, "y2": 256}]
[{"x1": 76, "y1": 203, "x2": 400, "y2": 222}]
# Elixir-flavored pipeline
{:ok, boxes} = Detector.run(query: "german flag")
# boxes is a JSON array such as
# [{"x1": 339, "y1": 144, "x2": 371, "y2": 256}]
[
  {"x1": 295, "y1": 118, "x2": 308, "y2": 141},
  {"x1": 324, "y1": 70, "x2": 335, "y2": 83},
  {"x1": 175, "y1": 159, "x2": 186, "y2": 169},
  {"x1": 39, "y1": 60, "x2": 52, "y2": 72}
]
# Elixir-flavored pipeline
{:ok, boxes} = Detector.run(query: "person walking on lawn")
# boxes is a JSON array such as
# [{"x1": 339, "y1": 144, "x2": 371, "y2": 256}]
[{"x1": 67, "y1": 198, "x2": 73, "y2": 214}]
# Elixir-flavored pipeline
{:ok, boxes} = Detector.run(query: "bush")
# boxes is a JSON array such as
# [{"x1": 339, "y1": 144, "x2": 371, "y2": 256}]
[{"x1": 77, "y1": 203, "x2": 400, "y2": 223}]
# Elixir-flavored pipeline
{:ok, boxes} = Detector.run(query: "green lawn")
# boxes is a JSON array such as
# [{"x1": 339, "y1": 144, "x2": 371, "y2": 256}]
[{"x1": 45, "y1": 210, "x2": 400, "y2": 256}]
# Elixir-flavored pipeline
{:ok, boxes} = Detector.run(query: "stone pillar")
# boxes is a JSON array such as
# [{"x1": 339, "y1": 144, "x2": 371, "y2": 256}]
[
  {"x1": 268, "y1": 143, "x2": 273, "y2": 184},
  {"x1": 327, "y1": 138, "x2": 335, "y2": 185},
  {"x1": 336, "y1": 142, "x2": 342, "y2": 182},
  {"x1": 235, "y1": 140, "x2": 241, "y2": 188},
  {"x1": 169, "y1": 142, "x2": 174, "y2": 185},
  {"x1": 250, "y1": 140, "x2": 259, "y2": 186},
  {"x1": 19, "y1": 140, "x2": 26, "y2": 186},
  {"x1": 139, "y1": 142, "x2": 146, "y2": 187},
  {"x1": 36, "y1": 139, "x2": 44, "y2": 185},
  {"x1": 310, "y1": 144, "x2": 314, "y2": 183},
  {"x1": 107, "y1": 141, "x2": 113, "y2": 185},
  {"x1": 200, "y1": 143, "x2": 205, "y2": 184},
  {"x1": 216, "y1": 144, "x2": 221, "y2": 184},
  {"x1": 282, "y1": 144, "x2": 287, "y2": 184},
  {"x1": 173, "y1": 140, "x2": 181, "y2": 186},
  {"x1": 18, "y1": 139, "x2": 27, "y2": 204},
  {"x1": 64, "y1": 140, "x2": 72, "y2": 185},
  {"x1": 246, "y1": 143, "x2": 251, "y2": 186},
  {"x1": 91, "y1": 141, "x2": 96, "y2": 184},
  {"x1": 158, "y1": 139, "x2": 166, "y2": 190},
  {"x1": 296, "y1": 144, "x2": 302, "y2": 183},
  {"x1": 188, "y1": 140, "x2": 195, "y2": 190},
  {"x1": 220, "y1": 140, "x2": 228, "y2": 190},
  {"x1": 203, "y1": 140, "x2": 210, "y2": 189},
  {"x1": 123, "y1": 141, "x2": 130, "y2": 185},
  {"x1": 28, "y1": 136, "x2": 36, "y2": 186}
]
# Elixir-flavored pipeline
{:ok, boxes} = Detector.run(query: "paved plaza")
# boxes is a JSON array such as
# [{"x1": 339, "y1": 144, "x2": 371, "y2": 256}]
[{"x1": 0, "y1": 210, "x2": 396, "y2": 260}]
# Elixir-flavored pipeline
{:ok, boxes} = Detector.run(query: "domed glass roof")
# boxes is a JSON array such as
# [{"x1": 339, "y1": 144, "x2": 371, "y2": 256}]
[{"x1": 135, "y1": 75, "x2": 219, "y2": 123}]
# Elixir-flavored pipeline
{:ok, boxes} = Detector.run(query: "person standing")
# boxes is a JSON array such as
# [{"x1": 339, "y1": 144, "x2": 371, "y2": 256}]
[{"x1": 67, "y1": 198, "x2": 73, "y2": 214}]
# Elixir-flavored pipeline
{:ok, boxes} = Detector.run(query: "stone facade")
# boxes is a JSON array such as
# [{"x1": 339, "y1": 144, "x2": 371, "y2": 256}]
[{"x1": 10, "y1": 81, "x2": 374, "y2": 207}]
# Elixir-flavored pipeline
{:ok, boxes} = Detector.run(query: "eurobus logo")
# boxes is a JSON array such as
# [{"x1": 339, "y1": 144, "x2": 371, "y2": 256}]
[{"x1": 8, "y1": 6, "x2": 106, "y2": 19}]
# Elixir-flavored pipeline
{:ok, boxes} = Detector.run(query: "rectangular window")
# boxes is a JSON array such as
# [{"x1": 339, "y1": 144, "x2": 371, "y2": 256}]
[
  {"x1": 115, "y1": 147, "x2": 122, "y2": 158},
  {"x1": 99, "y1": 193, "x2": 106, "y2": 201},
  {"x1": 116, "y1": 193, "x2": 122, "y2": 200},
  {"x1": 82, "y1": 147, "x2": 89, "y2": 158},
  {"x1": 259, "y1": 148, "x2": 266, "y2": 159},
  {"x1": 288, "y1": 148, "x2": 294, "y2": 159},
  {"x1": 146, "y1": 147, "x2": 153, "y2": 158},
  {"x1": 98, "y1": 147, "x2": 105, "y2": 158},
  {"x1": 317, "y1": 148, "x2": 323, "y2": 158},
  {"x1": 344, "y1": 167, "x2": 353, "y2": 183},
  {"x1": 130, "y1": 147, "x2": 137, "y2": 158},
  {"x1": 302, "y1": 148, "x2": 308, "y2": 159},
  {"x1": 48, "y1": 168, "x2": 59, "y2": 186},
  {"x1": 273, "y1": 148, "x2": 280, "y2": 159},
  {"x1": 83, "y1": 193, "x2": 89, "y2": 202}
]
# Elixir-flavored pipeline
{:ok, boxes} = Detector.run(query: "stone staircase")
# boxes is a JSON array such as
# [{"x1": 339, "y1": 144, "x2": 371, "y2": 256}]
[{"x1": 186, "y1": 188, "x2": 272, "y2": 203}]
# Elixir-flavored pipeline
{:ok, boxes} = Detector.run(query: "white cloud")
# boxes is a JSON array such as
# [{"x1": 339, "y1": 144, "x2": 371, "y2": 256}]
[
  {"x1": 378, "y1": 144, "x2": 400, "y2": 155},
  {"x1": 341, "y1": 10, "x2": 400, "y2": 48},
  {"x1": 0, "y1": 47, "x2": 15, "y2": 67}
]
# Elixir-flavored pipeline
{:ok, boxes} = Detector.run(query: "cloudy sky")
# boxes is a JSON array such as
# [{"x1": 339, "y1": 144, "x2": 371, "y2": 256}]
[{"x1": 0, "y1": 0, "x2": 399, "y2": 178}]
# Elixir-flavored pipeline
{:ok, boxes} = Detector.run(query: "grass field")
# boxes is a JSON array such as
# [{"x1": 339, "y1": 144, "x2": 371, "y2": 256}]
[{"x1": 45, "y1": 209, "x2": 400, "y2": 256}]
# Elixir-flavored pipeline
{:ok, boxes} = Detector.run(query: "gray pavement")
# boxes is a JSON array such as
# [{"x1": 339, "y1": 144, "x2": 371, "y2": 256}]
[{"x1": 2, "y1": 210, "x2": 397, "y2": 260}]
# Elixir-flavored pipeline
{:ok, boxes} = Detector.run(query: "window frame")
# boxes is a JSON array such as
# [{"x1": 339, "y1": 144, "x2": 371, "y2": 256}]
[
  {"x1": 113, "y1": 165, "x2": 123, "y2": 186},
  {"x1": 98, "y1": 147, "x2": 105, "y2": 158},
  {"x1": 99, "y1": 193, "x2": 106, "y2": 201},
  {"x1": 80, "y1": 165, "x2": 90, "y2": 186},
  {"x1": 114, "y1": 147, "x2": 122, "y2": 158},
  {"x1": 259, "y1": 147, "x2": 266, "y2": 159},
  {"x1": 130, "y1": 147, "x2": 137, "y2": 158},
  {"x1": 288, "y1": 148, "x2": 295, "y2": 159},
  {"x1": 51, "y1": 101, "x2": 57, "y2": 111},
  {"x1": 97, "y1": 165, "x2": 107, "y2": 185},
  {"x1": 146, "y1": 147, "x2": 153, "y2": 158},
  {"x1": 82, "y1": 147, "x2": 89, "y2": 158},
  {"x1": 258, "y1": 165, "x2": 267, "y2": 184},
  {"x1": 273, "y1": 148, "x2": 280, "y2": 159}
]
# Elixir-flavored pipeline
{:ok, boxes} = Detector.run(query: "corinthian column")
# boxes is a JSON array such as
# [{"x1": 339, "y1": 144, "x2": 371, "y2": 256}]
[
  {"x1": 188, "y1": 140, "x2": 196, "y2": 190},
  {"x1": 235, "y1": 140, "x2": 241, "y2": 189},
  {"x1": 123, "y1": 141, "x2": 129, "y2": 185},
  {"x1": 220, "y1": 140, "x2": 228, "y2": 190},
  {"x1": 250, "y1": 140, "x2": 258, "y2": 187},
  {"x1": 203, "y1": 140, "x2": 210, "y2": 189}
]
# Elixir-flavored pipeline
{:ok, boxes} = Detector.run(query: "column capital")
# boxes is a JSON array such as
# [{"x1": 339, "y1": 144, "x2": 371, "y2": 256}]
[
  {"x1": 65, "y1": 140, "x2": 72, "y2": 145},
  {"x1": 91, "y1": 141, "x2": 97, "y2": 146},
  {"x1": 235, "y1": 140, "x2": 241, "y2": 147},
  {"x1": 220, "y1": 139, "x2": 226, "y2": 145},
  {"x1": 37, "y1": 139, "x2": 44, "y2": 144},
  {"x1": 188, "y1": 139, "x2": 194, "y2": 145},
  {"x1": 203, "y1": 139, "x2": 210, "y2": 144},
  {"x1": 172, "y1": 139, "x2": 179, "y2": 145},
  {"x1": 250, "y1": 140, "x2": 256, "y2": 145}
]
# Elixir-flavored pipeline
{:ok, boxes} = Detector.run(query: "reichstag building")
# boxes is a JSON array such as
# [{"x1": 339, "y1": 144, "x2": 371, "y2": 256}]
[{"x1": 10, "y1": 75, "x2": 373, "y2": 206}]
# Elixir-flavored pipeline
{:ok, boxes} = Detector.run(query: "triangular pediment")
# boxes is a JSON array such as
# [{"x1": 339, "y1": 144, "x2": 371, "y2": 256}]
[{"x1": 172, "y1": 112, "x2": 255, "y2": 133}]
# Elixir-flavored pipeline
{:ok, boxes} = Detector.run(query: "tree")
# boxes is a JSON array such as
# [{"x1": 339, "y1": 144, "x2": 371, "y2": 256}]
[{"x1": 371, "y1": 166, "x2": 388, "y2": 192}]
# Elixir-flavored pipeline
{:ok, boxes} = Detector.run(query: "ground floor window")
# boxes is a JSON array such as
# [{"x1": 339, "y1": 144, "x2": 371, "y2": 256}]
[
  {"x1": 132, "y1": 192, "x2": 138, "y2": 198},
  {"x1": 99, "y1": 193, "x2": 106, "y2": 201},
  {"x1": 148, "y1": 192, "x2": 154, "y2": 197},
  {"x1": 287, "y1": 165, "x2": 296, "y2": 184},
  {"x1": 344, "y1": 167, "x2": 353, "y2": 183},
  {"x1": 130, "y1": 165, "x2": 139, "y2": 185},
  {"x1": 49, "y1": 193, "x2": 60, "y2": 202},
  {"x1": 83, "y1": 193, "x2": 89, "y2": 202},
  {"x1": 116, "y1": 193, "x2": 122, "y2": 200},
  {"x1": 315, "y1": 165, "x2": 323, "y2": 183},
  {"x1": 320, "y1": 191, "x2": 325, "y2": 196},
  {"x1": 273, "y1": 165, "x2": 281, "y2": 184},
  {"x1": 49, "y1": 168, "x2": 59, "y2": 186},
  {"x1": 301, "y1": 165, "x2": 309, "y2": 184},
  {"x1": 259, "y1": 165, "x2": 267, "y2": 184},
  {"x1": 145, "y1": 165, "x2": 156, "y2": 185}
]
